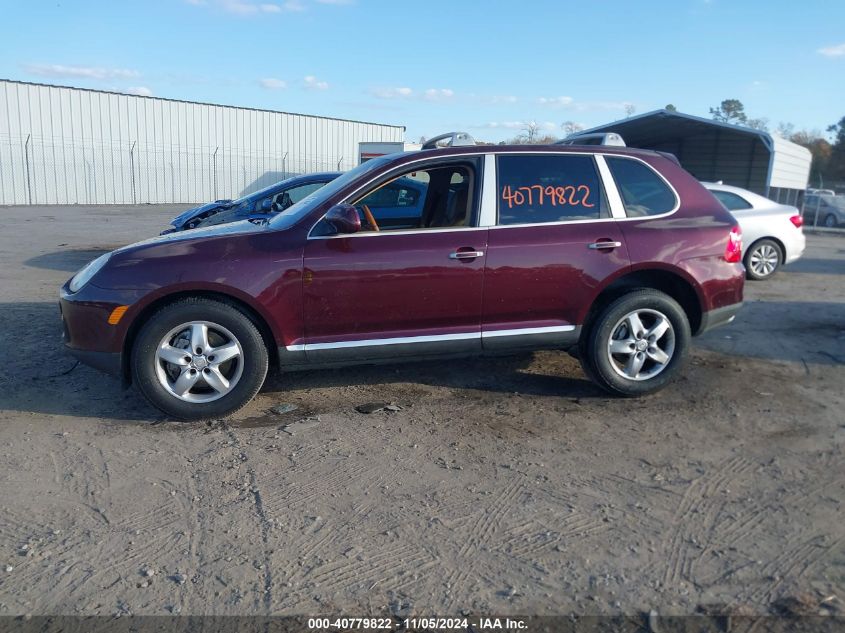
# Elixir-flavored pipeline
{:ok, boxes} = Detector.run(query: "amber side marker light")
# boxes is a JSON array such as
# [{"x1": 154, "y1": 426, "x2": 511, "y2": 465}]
[{"x1": 108, "y1": 305, "x2": 129, "y2": 325}]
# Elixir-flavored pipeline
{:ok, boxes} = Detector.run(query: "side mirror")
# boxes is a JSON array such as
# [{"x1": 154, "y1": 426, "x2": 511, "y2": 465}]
[
  {"x1": 260, "y1": 198, "x2": 273, "y2": 212},
  {"x1": 324, "y1": 204, "x2": 361, "y2": 234}
]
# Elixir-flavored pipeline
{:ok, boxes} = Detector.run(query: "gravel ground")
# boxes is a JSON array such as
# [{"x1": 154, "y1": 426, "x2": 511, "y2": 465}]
[{"x1": 0, "y1": 205, "x2": 843, "y2": 619}]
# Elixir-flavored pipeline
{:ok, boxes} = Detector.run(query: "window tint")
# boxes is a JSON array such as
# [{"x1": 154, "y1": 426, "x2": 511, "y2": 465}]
[
  {"x1": 711, "y1": 190, "x2": 752, "y2": 211},
  {"x1": 496, "y1": 154, "x2": 607, "y2": 225},
  {"x1": 606, "y1": 157, "x2": 676, "y2": 217}
]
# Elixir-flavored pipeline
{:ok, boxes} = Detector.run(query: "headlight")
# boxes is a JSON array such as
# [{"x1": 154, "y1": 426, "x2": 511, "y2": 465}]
[{"x1": 69, "y1": 252, "x2": 112, "y2": 293}]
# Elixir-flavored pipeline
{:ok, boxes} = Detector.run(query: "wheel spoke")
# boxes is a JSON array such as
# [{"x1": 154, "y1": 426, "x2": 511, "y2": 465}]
[
  {"x1": 626, "y1": 313, "x2": 645, "y2": 339},
  {"x1": 209, "y1": 341, "x2": 240, "y2": 365},
  {"x1": 172, "y1": 368, "x2": 200, "y2": 396},
  {"x1": 609, "y1": 338, "x2": 636, "y2": 355},
  {"x1": 624, "y1": 352, "x2": 646, "y2": 378},
  {"x1": 158, "y1": 344, "x2": 190, "y2": 366},
  {"x1": 190, "y1": 323, "x2": 210, "y2": 354},
  {"x1": 647, "y1": 345, "x2": 670, "y2": 365},
  {"x1": 647, "y1": 316, "x2": 670, "y2": 341},
  {"x1": 202, "y1": 367, "x2": 230, "y2": 394}
]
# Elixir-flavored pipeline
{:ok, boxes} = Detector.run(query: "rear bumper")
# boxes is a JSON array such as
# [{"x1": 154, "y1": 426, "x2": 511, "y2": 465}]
[
  {"x1": 698, "y1": 301, "x2": 743, "y2": 334},
  {"x1": 784, "y1": 232, "x2": 806, "y2": 265}
]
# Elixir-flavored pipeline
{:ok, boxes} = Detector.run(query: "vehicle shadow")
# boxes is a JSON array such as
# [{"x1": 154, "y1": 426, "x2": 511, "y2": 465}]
[
  {"x1": 0, "y1": 301, "x2": 604, "y2": 422},
  {"x1": 2, "y1": 298, "x2": 842, "y2": 422},
  {"x1": 24, "y1": 248, "x2": 115, "y2": 273}
]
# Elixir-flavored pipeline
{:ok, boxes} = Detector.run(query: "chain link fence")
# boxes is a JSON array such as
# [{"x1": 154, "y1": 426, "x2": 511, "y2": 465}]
[{"x1": 0, "y1": 133, "x2": 353, "y2": 205}]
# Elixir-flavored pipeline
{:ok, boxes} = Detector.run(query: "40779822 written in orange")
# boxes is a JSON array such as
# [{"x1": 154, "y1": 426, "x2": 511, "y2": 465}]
[{"x1": 501, "y1": 184, "x2": 594, "y2": 209}]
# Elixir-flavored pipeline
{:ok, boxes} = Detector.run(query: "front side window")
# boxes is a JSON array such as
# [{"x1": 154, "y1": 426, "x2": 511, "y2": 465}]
[
  {"x1": 712, "y1": 190, "x2": 752, "y2": 211},
  {"x1": 343, "y1": 162, "x2": 476, "y2": 233},
  {"x1": 606, "y1": 157, "x2": 677, "y2": 217},
  {"x1": 496, "y1": 154, "x2": 608, "y2": 225}
]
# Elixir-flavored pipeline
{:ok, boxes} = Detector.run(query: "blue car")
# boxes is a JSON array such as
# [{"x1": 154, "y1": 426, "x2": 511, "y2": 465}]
[{"x1": 163, "y1": 172, "x2": 341, "y2": 234}]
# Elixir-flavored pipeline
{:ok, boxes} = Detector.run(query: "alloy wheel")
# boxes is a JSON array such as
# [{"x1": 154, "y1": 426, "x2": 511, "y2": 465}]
[
  {"x1": 154, "y1": 321, "x2": 244, "y2": 403},
  {"x1": 749, "y1": 244, "x2": 779, "y2": 277},
  {"x1": 606, "y1": 309, "x2": 675, "y2": 381}
]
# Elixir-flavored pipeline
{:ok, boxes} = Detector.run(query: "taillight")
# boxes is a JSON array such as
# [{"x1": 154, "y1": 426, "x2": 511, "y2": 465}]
[
  {"x1": 724, "y1": 225, "x2": 742, "y2": 263},
  {"x1": 790, "y1": 214, "x2": 803, "y2": 229}
]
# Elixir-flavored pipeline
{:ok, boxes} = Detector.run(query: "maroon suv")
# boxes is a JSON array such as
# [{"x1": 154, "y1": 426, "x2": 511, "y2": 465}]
[{"x1": 60, "y1": 145, "x2": 744, "y2": 420}]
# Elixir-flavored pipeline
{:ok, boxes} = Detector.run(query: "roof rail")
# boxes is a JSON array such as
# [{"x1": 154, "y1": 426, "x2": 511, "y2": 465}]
[
  {"x1": 421, "y1": 132, "x2": 476, "y2": 150},
  {"x1": 555, "y1": 132, "x2": 626, "y2": 147}
]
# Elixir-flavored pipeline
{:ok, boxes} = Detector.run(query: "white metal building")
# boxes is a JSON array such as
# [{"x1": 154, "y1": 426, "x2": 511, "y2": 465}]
[
  {"x1": 0, "y1": 79, "x2": 405, "y2": 205},
  {"x1": 579, "y1": 109, "x2": 812, "y2": 205}
]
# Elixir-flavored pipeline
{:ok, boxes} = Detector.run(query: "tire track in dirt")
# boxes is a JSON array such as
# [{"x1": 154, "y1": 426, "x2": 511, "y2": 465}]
[
  {"x1": 661, "y1": 455, "x2": 756, "y2": 588},
  {"x1": 441, "y1": 476, "x2": 525, "y2": 611}
]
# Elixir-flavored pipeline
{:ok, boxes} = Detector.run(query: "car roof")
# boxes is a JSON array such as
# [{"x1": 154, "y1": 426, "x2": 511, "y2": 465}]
[{"x1": 702, "y1": 182, "x2": 786, "y2": 208}]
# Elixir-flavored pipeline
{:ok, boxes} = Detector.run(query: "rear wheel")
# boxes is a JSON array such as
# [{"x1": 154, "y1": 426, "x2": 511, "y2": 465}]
[
  {"x1": 824, "y1": 214, "x2": 838, "y2": 228},
  {"x1": 131, "y1": 298, "x2": 268, "y2": 420},
  {"x1": 581, "y1": 289, "x2": 690, "y2": 397},
  {"x1": 745, "y1": 239, "x2": 782, "y2": 280}
]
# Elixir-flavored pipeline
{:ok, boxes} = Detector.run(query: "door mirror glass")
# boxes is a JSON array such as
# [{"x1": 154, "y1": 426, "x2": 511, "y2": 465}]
[{"x1": 325, "y1": 204, "x2": 361, "y2": 234}]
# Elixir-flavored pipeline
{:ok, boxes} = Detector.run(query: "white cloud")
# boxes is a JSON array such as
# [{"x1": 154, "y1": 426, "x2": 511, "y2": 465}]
[
  {"x1": 126, "y1": 86, "x2": 153, "y2": 97},
  {"x1": 304, "y1": 75, "x2": 329, "y2": 90},
  {"x1": 371, "y1": 87, "x2": 414, "y2": 99},
  {"x1": 259, "y1": 78, "x2": 287, "y2": 89},
  {"x1": 818, "y1": 42, "x2": 845, "y2": 57},
  {"x1": 537, "y1": 95, "x2": 574, "y2": 107},
  {"x1": 423, "y1": 88, "x2": 454, "y2": 101},
  {"x1": 200, "y1": 0, "x2": 303, "y2": 14},
  {"x1": 371, "y1": 86, "x2": 454, "y2": 101},
  {"x1": 490, "y1": 95, "x2": 518, "y2": 104},
  {"x1": 23, "y1": 63, "x2": 140, "y2": 81}
]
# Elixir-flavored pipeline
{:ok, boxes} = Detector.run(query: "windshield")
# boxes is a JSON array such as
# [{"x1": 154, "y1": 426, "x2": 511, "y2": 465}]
[{"x1": 268, "y1": 157, "x2": 392, "y2": 230}]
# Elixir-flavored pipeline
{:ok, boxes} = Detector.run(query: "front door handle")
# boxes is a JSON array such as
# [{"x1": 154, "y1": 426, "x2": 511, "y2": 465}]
[
  {"x1": 587, "y1": 241, "x2": 622, "y2": 250},
  {"x1": 449, "y1": 250, "x2": 485, "y2": 260}
]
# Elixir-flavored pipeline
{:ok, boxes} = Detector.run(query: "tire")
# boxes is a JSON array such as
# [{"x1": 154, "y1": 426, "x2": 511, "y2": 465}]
[
  {"x1": 824, "y1": 214, "x2": 838, "y2": 229},
  {"x1": 131, "y1": 298, "x2": 269, "y2": 420},
  {"x1": 583, "y1": 289, "x2": 690, "y2": 397},
  {"x1": 744, "y1": 239, "x2": 782, "y2": 281}
]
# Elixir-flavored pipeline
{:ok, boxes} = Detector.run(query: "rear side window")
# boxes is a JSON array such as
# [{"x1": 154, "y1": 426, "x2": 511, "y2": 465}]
[
  {"x1": 606, "y1": 157, "x2": 677, "y2": 217},
  {"x1": 497, "y1": 154, "x2": 608, "y2": 225},
  {"x1": 711, "y1": 190, "x2": 752, "y2": 211}
]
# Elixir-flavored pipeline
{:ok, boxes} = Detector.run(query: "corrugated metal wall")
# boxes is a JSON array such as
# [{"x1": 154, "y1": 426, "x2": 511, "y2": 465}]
[{"x1": 0, "y1": 80, "x2": 404, "y2": 205}]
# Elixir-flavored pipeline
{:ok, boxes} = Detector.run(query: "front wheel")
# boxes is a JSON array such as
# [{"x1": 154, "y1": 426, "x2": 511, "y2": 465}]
[
  {"x1": 131, "y1": 298, "x2": 269, "y2": 420},
  {"x1": 581, "y1": 289, "x2": 690, "y2": 397}
]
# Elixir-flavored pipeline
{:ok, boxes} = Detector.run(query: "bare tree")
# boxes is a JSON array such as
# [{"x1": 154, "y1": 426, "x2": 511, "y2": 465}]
[
  {"x1": 562, "y1": 121, "x2": 583, "y2": 136},
  {"x1": 520, "y1": 120, "x2": 541, "y2": 143},
  {"x1": 624, "y1": 103, "x2": 636, "y2": 117}
]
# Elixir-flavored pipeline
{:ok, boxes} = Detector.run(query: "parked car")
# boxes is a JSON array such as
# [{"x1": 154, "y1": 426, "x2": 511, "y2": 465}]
[
  {"x1": 803, "y1": 193, "x2": 845, "y2": 228},
  {"x1": 163, "y1": 172, "x2": 341, "y2": 233},
  {"x1": 703, "y1": 182, "x2": 805, "y2": 280},
  {"x1": 60, "y1": 145, "x2": 744, "y2": 420}
]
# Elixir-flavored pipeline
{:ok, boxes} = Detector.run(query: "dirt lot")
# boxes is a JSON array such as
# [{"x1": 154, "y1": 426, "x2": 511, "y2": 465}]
[{"x1": 0, "y1": 204, "x2": 843, "y2": 619}]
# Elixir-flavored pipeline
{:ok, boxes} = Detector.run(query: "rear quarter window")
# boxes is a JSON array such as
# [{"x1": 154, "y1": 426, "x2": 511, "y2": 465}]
[
  {"x1": 606, "y1": 157, "x2": 677, "y2": 217},
  {"x1": 496, "y1": 154, "x2": 608, "y2": 225}
]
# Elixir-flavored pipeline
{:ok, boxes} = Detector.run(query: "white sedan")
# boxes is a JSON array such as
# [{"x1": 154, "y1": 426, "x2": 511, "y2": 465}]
[{"x1": 704, "y1": 182, "x2": 806, "y2": 281}]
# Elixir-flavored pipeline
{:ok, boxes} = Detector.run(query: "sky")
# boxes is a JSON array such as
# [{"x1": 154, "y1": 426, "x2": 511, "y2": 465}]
[{"x1": 1, "y1": 0, "x2": 843, "y2": 143}]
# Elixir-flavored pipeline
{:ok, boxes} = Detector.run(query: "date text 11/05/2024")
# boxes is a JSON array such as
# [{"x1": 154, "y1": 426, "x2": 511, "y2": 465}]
[{"x1": 307, "y1": 617, "x2": 528, "y2": 630}]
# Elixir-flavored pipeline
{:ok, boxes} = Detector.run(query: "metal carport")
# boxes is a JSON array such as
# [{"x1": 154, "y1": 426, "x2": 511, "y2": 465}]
[{"x1": 578, "y1": 109, "x2": 811, "y2": 205}]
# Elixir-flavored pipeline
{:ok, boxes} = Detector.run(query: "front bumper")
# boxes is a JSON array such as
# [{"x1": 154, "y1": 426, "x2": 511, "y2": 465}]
[{"x1": 59, "y1": 281, "x2": 142, "y2": 379}]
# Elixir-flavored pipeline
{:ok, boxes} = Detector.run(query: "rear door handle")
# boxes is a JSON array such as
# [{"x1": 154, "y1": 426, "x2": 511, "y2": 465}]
[
  {"x1": 587, "y1": 241, "x2": 622, "y2": 250},
  {"x1": 449, "y1": 250, "x2": 485, "y2": 259}
]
